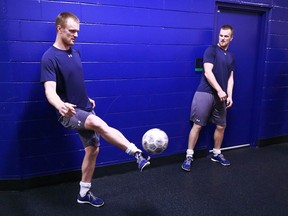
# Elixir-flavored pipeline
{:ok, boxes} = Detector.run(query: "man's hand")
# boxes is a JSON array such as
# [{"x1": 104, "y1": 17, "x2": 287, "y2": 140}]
[
  {"x1": 89, "y1": 98, "x2": 96, "y2": 109},
  {"x1": 217, "y1": 90, "x2": 227, "y2": 101},
  {"x1": 58, "y1": 102, "x2": 76, "y2": 117},
  {"x1": 226, "y1": 97, "x2": 233, "y2": 108}
]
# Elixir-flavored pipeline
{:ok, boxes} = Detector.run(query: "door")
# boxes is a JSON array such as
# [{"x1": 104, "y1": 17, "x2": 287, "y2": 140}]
[{"x1": 215, "y1": 5, "x2": 267, "y2": 148}]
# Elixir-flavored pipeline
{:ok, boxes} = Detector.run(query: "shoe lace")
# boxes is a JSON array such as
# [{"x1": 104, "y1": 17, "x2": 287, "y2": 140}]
[
  {"x1": 186, "y1": 157, "x2": 193, "y2": 164},
  {"x1": 136, "y1": 152, "x2": 148, "y2": 163},
  {"x1": 87, "y1": 191, "x2": 96, "y2": 201},
  {"x1": 218, "y1": 154, "x2": 226, "y2": 161},
  {"x1": 135, "y1": 154, "x2": 142, "y2": 163}
]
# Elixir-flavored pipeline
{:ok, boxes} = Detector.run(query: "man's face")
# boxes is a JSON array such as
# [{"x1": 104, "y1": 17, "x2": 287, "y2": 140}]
[
  {"x1": 58, "y1": 18, "x2": 79, "y2": 46},
  {"x1": 218, "y1": 28, "x2": 233, "y2": 50}
]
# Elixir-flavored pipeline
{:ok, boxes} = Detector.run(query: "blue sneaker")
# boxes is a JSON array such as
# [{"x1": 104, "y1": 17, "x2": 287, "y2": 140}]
[
  {"x1": 181, "y1": 156, "x2": 193, "y2": 172},
  {"x1": 211, "y1": 154, "x2": 230, "y2": 166},
  {"x1": 77, "y1": 191, "x2": 104, "y2": 207},
  {"x1": 136, "y1": 152, "x2": 150, "y2": 172}
]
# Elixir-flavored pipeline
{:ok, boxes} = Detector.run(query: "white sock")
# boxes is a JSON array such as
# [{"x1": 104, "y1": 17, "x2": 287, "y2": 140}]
[
  {"x1": 125, "y1": 143, "x2": 141, "y2": 156},
  {"x1": 79, "y1": 181, "x2": 91, "y2": 197},
  {"x1": 213, "y1": 148, "x2": 221, "y2": 156},
  {"x1": 186, "y1": 149, "x2": 194, "y2": 158}
]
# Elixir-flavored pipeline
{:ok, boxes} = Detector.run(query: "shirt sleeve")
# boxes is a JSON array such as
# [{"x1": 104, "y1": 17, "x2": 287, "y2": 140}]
[
  {"x1": 203, "y1": 46, "x2": 216, "y2": 65},
  {"x1": 40, "y1": 54, "x2": 56, "y2": 84}
]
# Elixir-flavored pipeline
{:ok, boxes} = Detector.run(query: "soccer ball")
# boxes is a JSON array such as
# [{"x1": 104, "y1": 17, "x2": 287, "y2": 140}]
[{"x1": 142, "y1": 128, "x2": 169, "y2": 154}]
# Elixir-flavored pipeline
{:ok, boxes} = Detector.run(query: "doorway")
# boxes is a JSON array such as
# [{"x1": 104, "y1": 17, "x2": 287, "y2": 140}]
[{"x1": 214, "y1": 4, "x2": 269, "y2": 148}]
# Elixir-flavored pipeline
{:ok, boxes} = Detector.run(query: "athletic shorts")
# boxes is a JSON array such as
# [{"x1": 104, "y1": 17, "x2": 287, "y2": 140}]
[
  {"x1": 58, "y1": 109, "x2": 100, "y2": 148},
  {"x1": 190, "y1": 91, "x2": 227, "y2": 127}
]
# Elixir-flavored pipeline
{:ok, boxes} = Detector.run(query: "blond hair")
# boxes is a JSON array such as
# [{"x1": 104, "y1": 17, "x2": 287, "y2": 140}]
[{"x1": 55, "y1": 12, "x2": 80, "y2": 29}]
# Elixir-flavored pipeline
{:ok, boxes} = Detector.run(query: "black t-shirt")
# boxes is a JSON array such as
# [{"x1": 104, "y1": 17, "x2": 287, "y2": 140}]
[
  {"x1": 197, "y1": 45, "x2": 235, "y2": 94},
  {"x1": 40, "y1": 46, "x2": 92, "y2": 111}
]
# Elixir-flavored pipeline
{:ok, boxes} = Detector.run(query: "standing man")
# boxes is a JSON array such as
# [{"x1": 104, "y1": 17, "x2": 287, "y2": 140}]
[
  {"x1": 182, "y1": 25, "x2": 235, "y2": 172},
  {"x1": 40, "y1": 12, "x2": 150, "y2": 207}
]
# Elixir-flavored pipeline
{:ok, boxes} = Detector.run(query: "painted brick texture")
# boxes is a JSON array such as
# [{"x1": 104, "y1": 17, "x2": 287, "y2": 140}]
[{"x1": 0, "y1": 0, "x2": 287, "y2": 179}]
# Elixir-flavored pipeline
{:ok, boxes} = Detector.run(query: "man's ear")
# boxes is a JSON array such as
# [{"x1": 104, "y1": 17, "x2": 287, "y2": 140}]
[{"x1": 56, "y1": 25, "x2": 62, "y2": 33}]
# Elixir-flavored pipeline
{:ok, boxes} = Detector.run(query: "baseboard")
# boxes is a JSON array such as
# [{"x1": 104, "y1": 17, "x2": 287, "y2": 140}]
[
  {"x1": 5, "y1": 135, "x2": 288, "y2": 192},
  {"x1": 0, "y1": 148, "x2": 208, "y2": 191},
  {"x1": 257, "y1": 135, "x2": 288, "y2": 147},
  {"x1": 0, "y1": 171, "x2": 82, "y2": 191},
  {"x1": 3, "y1": 134, "x2": 287, "y2": 191}
]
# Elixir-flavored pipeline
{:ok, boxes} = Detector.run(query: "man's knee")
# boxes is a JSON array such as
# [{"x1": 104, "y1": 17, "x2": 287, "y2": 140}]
[
  {"x1": 85, "y1": 115, "x2": 107, "y2": 133},
  {"x1": 85, "y1": 146, "x2": 99, "y2": 157},
  {"x1": 192, "y1": 123, "x2": 202, "y2": 131},
  {"x1": 216, "y1": 125, "x2": 226, "y2": 132}
]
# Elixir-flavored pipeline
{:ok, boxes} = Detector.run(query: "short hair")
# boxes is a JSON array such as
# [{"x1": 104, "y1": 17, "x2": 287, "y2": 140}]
[
  {"x1": 55, "y1": 12, "x2": 80, "y2": 29},
  {"x1": 221, "y1": 25, "x2": 234, "y2": 36}
]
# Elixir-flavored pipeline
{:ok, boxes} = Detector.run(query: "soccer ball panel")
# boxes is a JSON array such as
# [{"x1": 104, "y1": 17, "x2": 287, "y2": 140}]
[{"x1": 142, "y1": 128, "x2": 169, "y2": 154}]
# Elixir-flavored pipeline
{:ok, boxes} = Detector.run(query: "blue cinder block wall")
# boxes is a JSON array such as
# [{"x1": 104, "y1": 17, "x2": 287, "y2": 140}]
[{"x1": 0, "y1": 0, "x2": 287, "y2": 181}]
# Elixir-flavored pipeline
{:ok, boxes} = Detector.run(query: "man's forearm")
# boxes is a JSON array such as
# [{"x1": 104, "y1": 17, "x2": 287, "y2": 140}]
[{"x1": 227, "y1": 71, "x2": 234, "y2": 98}]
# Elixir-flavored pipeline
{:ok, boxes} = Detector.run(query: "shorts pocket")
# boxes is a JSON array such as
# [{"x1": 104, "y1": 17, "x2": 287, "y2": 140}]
[{"x1": 59, "y1": 116, "x2": 82, "y2": 130}]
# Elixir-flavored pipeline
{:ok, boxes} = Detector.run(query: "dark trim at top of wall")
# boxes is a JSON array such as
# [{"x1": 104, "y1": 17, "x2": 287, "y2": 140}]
[{"x1": 216, "y1": 0, "x2": 272, "y2": 12}]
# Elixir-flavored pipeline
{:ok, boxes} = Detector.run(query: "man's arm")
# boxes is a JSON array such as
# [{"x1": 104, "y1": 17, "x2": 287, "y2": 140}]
[
  {"x1": 44, "y1": 81, "x2": 76, "y2": 117},
  {"x1": 226, "y1": 71, "x2": 234, "y2": 108},
  {"x1": 203, "y1": 62, "x2": 227, "y2": 101}
]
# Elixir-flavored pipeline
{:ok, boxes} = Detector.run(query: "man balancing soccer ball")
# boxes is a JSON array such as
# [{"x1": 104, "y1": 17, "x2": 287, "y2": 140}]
[{"x1": 40, "y1": 12, "x2": 150, "y2": 207}]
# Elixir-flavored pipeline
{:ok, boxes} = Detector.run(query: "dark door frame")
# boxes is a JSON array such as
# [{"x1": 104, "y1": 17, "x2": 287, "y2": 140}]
[{"x1": 215, "y1": 1, "x2": 271, "y2": 147}]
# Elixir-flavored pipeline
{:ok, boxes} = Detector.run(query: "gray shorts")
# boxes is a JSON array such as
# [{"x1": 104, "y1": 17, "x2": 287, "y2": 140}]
[
  {"x1": 58, "y1": 109, "x2": 100, "y2": 148},
  {"x1": 190, "y1": 91, "x2": 226, "y2": 127}
]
